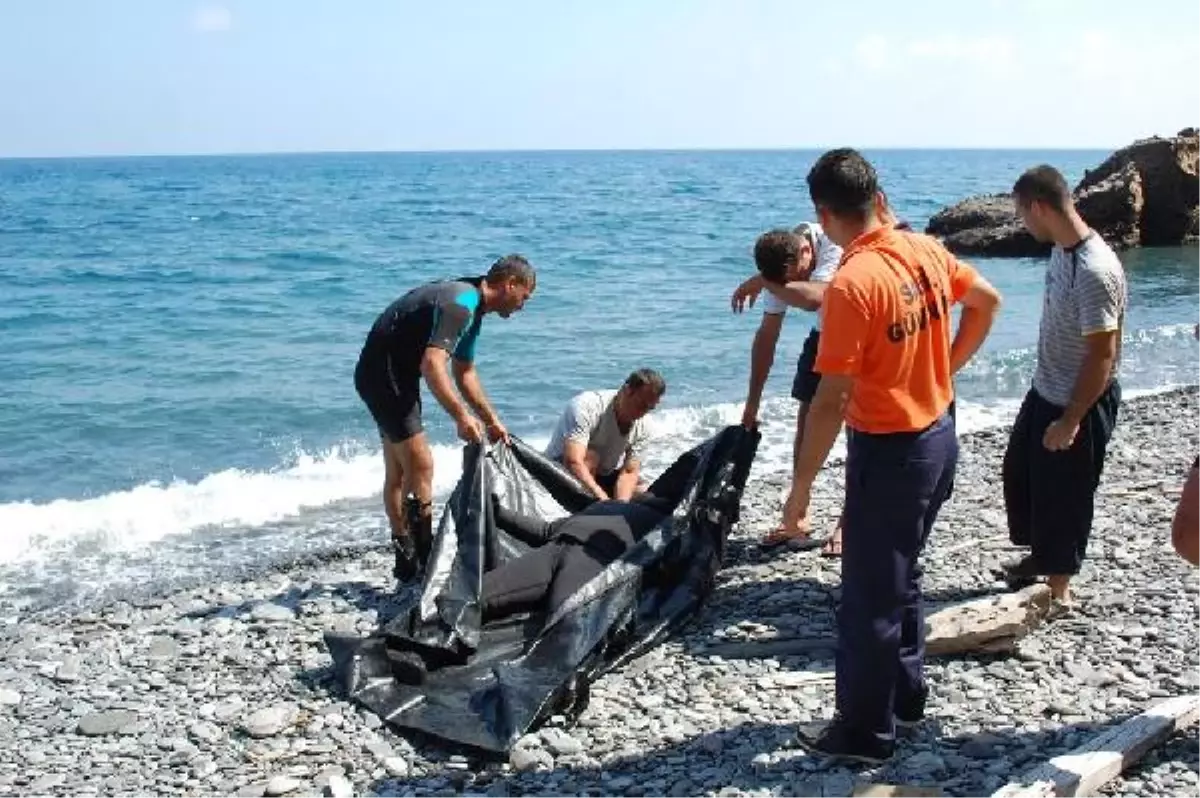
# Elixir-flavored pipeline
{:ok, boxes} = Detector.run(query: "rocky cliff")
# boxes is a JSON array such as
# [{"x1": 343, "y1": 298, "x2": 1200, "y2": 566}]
[{"x1": 926, "y1": 129, "x2": 1199, "y2": 257}]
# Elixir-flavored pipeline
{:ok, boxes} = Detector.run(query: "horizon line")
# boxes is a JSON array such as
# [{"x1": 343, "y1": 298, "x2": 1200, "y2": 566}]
[{"x1": 0, "y1": 143, "x2": 1125, "y2": 162}]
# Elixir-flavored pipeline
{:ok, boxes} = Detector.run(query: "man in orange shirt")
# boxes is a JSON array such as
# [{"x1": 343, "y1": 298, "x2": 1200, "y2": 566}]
[{"x1": 774, "y1": 149, "x2": 1002, "y2": 763}]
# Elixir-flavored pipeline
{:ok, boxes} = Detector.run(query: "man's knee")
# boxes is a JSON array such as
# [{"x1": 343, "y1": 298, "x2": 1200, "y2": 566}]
[
  {"x1": 1172, "y1": 465, "x2": 1199, "y2": 565},
  {"x1": 394, "y1": 436, "x2": 435, "y2": 489},
  {"x1": 1171, "y1": 518, "x2": 1198, "y2": 565}
]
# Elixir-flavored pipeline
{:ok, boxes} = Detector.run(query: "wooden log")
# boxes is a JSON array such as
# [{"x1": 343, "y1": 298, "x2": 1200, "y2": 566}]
[
  {"x1": 924, "y1": 584, "x2": 1052, "y2": 656},
  {"x1": 853, "y1": 785, "x2": 945, "y2": 797},
  {"x1": 703, "y1": 584, "x2": 1052, "y2": 660},
  {"x1": 990, "y1": 694, "x2": 1200, "y2": 797}
]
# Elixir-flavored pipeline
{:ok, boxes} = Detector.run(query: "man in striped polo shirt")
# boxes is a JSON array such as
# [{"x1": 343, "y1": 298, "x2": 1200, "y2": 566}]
[{"x1": 999, "y1": 165, "x2": 1127, "y2": 608}]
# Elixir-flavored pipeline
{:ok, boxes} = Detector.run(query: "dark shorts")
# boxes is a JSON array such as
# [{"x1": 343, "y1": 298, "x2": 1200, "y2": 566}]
[
  {"x1": 1002, "y1": 382, "x2": 1121, "y2": 575},
  {"x1": 595, "y1": 470, "x2": 620, "y2": 497},
  {"x1": 791, "y1": 328, "x2": 822, "y2": 403},
  {"x1": 354, "y1": 349, "x2": 423, "y2": 443}
]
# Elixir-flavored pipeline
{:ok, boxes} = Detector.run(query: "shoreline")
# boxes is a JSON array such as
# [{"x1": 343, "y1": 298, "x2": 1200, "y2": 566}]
[{"x1": 0, "y1": 387, "x2": 1196, "y2": 797}]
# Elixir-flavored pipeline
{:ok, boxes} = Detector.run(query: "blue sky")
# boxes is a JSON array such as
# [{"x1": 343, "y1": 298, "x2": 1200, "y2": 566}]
[{"x1": 1, "y1": 0, "x2": 1196, "y2": 157}]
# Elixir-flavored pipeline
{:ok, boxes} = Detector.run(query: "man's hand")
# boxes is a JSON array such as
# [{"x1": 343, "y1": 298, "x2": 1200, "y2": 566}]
[
  {"x1": 731, "y1": 275, "x2": 765, "y2": 313},
  {"x1": 740, "y1": 401, "x2": 759, "y2": 429},
  {"x1": 486, "y1": 419, "x2": 510, "y2": 445},
  {"x1": 1042, "y1": 417, "x2": 1080, "y2": 451},
  {"x1": 455, "y1": 413, "x2": 486, "y2": 444}
]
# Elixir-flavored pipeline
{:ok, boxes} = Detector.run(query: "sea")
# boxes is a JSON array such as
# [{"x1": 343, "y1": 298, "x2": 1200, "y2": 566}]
[{"x1": 1, "y1": 149, "x2": 1197, "y2": 612}]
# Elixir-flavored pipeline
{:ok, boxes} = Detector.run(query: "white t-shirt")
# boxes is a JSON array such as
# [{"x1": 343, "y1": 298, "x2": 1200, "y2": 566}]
[
  {"x1": 762, "y1": 222, "x2": 843, "y2": 330},
  {"x1": 544, "y1": 389, "x2": 650, "y2": 475}
]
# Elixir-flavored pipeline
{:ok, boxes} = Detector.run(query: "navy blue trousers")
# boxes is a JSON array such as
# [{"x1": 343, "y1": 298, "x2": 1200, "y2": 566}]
[{"x1": 835, "y1": 410, "x2": 959, "y2": 743}]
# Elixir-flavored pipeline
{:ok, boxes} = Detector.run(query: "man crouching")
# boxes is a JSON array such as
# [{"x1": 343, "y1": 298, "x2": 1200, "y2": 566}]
[{"x1": 544, "y1": 369, "x2": 666, "y2": 501}]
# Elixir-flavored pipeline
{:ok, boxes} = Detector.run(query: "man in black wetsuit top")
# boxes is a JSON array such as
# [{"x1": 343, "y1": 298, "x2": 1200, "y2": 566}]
[{"x1": 354, "y1": 255, "x2": 536, "y2": 581}]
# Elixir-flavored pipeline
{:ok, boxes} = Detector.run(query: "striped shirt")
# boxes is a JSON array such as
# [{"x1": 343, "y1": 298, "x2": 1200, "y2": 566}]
[{"x1": 1031, "y1": 232, "x2": 1127, "y2": 407}]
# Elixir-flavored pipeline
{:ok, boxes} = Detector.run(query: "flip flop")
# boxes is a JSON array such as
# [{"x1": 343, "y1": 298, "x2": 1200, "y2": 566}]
[
  {"x1": 760, "y1": 527, "x2": 822, "y2": 551},
  {"x1": 820, "y1": 535, "x2": 843, "y2": 558}
]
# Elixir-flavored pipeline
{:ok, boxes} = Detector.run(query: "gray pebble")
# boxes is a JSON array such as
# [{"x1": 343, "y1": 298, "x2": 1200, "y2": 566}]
[{"x1": 77, "y1": 710, "x2": 139, "y2": 736}]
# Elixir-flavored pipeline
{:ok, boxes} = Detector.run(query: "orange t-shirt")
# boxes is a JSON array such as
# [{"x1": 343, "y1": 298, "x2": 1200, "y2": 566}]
[{"x1": 815, "y1": 226, "x2": 978, "y2": 434}]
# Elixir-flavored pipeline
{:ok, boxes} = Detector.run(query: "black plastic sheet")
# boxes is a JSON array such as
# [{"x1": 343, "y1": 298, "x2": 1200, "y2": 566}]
[{"x1": 324, "y1": 424, "x2": 760, "y2": 755}]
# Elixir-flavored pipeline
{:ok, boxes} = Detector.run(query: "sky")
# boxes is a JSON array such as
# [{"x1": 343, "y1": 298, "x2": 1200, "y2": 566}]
[{"x1": 0, "y1": 0, "x2": 1197, "y2": 157}]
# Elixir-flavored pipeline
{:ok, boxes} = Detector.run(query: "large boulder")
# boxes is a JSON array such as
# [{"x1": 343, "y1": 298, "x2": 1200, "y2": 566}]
[
  {"x1": 926, "y1": 128, "x2": 1199, "y2": 257},
  {"x1": 926, "y1": 194, "x2": 1047, "y2": 257}
]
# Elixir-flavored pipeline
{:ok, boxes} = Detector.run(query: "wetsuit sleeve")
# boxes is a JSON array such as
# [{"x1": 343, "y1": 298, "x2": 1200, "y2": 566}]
[
  {"x1": 427, "y1": 288, "x2": 480, "y2": 360},
  {"x1": 452, "y1": 315, "x2": 482, "y2": 363},
  {"x1": 494, "y1": 504, "x2": 560, "y2": 546}
]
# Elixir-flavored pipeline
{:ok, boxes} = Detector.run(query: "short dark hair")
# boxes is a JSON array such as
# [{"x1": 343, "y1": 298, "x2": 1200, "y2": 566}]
[
  {"x1": 624, "y1": 368, "x2": 666, "y2": 396},
  {"x1": 806, "y1": 148, "x2": 879, "y2": 221},
  {"x1": 487, "y1": 254, "x2": 536, "y2": 289},
  {"x1": 753, "y1": 229, "x2": 801, "y2": 284},
  {"x1": 1012, "y1": 165, "x2": 1071, "y2": 213}
]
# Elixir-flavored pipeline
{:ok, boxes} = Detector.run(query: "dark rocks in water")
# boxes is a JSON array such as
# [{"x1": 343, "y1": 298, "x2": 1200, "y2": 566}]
[
  {"x1": 926, "y1": 128, "x2": 1199, "y2": 257},
  {"x1": 926, "y1": 194, "x2": 1047, "y2": 258}
]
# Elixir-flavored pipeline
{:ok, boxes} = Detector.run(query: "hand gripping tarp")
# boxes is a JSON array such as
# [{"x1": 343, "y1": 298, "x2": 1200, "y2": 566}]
[{"x1": 324, "y1": 424, "x2": 759, "y2": 755}]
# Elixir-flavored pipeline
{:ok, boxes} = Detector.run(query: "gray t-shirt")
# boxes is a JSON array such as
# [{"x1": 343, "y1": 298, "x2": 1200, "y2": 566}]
[
  {"x1": 1031, "y1": 232, "x2": 1128, "y2": 407},
  {"x1": 544, "y1": 389, "x2": 649, "y2": 475}
]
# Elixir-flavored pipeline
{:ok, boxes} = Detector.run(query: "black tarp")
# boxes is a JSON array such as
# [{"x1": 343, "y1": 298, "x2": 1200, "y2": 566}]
[{"x1": 324, "y1": 424, "x2": 759, "y2": 755}]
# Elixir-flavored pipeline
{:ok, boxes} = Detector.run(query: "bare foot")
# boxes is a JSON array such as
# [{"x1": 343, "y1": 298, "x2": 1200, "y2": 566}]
[
  {"x1": 820, "y1": 530, "x2": 843, "y2": 558},
  {"x1": 760, "y1": 522, "x2": 818, "y2": 549}
]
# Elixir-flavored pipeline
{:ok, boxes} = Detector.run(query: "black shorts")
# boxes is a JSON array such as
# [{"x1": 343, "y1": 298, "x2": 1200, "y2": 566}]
[
  {"x1": 354, "y1": 349, "x2": 423, "y2": 443},
  {"x1": 1001, "y1": 383, "x2": 1121, "y2": 575},
  {"x1": 595, "y1": 470, "x2": 620, "y2": 497},
  {"x1": 791, "y1": 328, "x2": 822, "y2": 403}
]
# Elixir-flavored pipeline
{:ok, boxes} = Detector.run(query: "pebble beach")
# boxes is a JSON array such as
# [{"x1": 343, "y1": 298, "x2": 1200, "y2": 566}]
[{"x1": 1, "y1": 387, "x2": 1196, "y2": 798}]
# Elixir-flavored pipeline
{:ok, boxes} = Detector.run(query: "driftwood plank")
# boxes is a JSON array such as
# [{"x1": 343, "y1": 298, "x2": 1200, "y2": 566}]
[
  {"x1": 925, "y1": 584, "x2": 1051, "y2": 656},
  {"x1": 704, "y1": 584, "x2": 1052, "y2": 660},
  {"x1": 990, "y1": 694, "x2": 1200, "y2": 797},
  {"x1": 853, "y1": 784, "x2": 945, "y2": 797}
]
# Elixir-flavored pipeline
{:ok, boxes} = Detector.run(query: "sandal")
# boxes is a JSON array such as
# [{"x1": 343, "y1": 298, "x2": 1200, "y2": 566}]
[
  {"x1": 760, "y1": 526, "x2": 822, "y2": 551},
  {"x1": 820, "y1": 534, "x2": 843, "y2": 558}
]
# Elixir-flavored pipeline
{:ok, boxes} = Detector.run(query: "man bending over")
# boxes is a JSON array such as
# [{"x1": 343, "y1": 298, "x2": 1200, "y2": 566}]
[
  {"x1": 544, "y1": 369, "x2": 666, "y2": 501},
  {"x1": 354, "y1": 255, "x2": 536, "y2": 582}
]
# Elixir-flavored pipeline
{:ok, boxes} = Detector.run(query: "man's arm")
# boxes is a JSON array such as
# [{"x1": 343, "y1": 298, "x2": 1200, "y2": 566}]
[
  {"x1": 743, "y1": 313, "x2": 784, "y2": 426},
  {"x1": 613, "y1": 457, "x2": 642, "y2": 502},
  {"x1": 1043, "y1": 261, "x2": 1124, "y2": 450},
  {"x1": 790, "y1": 279, "x2": 869, "y2": 505},
  {"x1": 731, "y1": 273, "x2": 765, "y2": 313},
  {"x1": 420, "y1": 347, "x2": 473, "y2": 423},
  {"x1": 1062, "y1": 330, "x2": 1120, "y2": 425},
  {"x1": 761, "y1": 279, "x2": 826, "y2": 312},
  {"x1": 562, "y1": 439, "x2": 610, "y2": 500},
  {"x1": 1061, "y1": 263, "x2": 1123, "y2": 425},
  {"x1": 452, "y1": 358, "x2": 501, "y2": 428},
  {"x1": 949, "y1": 274, "x2": 1002, "y2": 374}
]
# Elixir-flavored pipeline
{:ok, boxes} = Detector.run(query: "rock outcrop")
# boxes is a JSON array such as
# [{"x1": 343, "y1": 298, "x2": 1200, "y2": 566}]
[{"x1": 927, "y1": 128, "x2": 1199, "y2": 257}]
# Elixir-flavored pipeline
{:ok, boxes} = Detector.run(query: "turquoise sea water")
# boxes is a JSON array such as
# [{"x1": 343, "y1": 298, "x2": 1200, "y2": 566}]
[{"x1": 1, "y1": 149, "x2": 1196, "y2": 609}]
